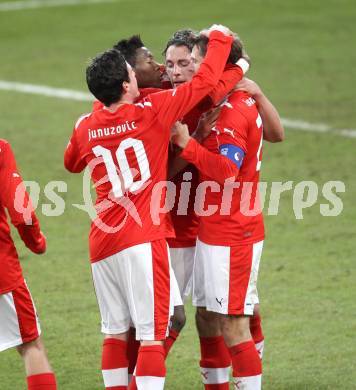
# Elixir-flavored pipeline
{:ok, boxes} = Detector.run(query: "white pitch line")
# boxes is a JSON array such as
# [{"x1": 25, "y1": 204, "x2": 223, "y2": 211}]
[
  {"x1": 1, "y1": 79, "x2": 355, "y2": 139},
  {"x1": 0, "y1": 0, "x2": 117, "y2": 12},
  {"x1": 0, "y1": 80, "x2": 93, "y2": 101}
]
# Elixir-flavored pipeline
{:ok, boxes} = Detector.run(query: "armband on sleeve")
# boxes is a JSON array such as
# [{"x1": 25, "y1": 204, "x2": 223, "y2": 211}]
[{"x1": 219, "y1": 144, "x2": 245, "y2": 168}]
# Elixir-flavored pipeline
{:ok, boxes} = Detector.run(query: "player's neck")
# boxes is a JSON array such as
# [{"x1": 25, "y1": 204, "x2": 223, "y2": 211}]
[{"x1": 105, "y1": 98, "x2": 133, "y2": 113}]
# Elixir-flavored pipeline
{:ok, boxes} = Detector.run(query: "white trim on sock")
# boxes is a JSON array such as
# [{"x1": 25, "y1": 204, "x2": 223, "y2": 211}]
[
  {"x1": 136, "y1": 376, "x2": 165, "y2": 390},
  {"x1": 102, "y1": 367, "x2": 128, "y2": 387},
  {"x1": 200, "y1": 366, "x2": 230, "y2": 384},
  {"x1": 233, "y1": 374, "x2": 262, "y2": 389}
]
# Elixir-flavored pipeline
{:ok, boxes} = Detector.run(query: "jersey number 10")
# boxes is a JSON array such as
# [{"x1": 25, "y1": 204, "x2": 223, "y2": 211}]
[{"x1": 92, "y1": 138, "x2": 151, "y2": 198}]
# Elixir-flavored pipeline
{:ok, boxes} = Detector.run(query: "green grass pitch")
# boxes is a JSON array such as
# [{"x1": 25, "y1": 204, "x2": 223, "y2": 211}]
[{"x1": 0, "y1": 0, "x2": 355, "y2": 388}]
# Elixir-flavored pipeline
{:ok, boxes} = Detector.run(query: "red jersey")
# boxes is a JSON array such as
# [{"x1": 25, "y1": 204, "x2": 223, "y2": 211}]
[
  {"x1": 0, "y1": 140, "x2": 45, "y2": 294},
  {"x1": 180, "y1": 90, "x2": 265, "y2": 246},
  {"x1": 64, "y1": 31, "x2": 234, "y2": 263},
  {"x1": 168, "y1": 63, "x2": 247, "y2": 248}
]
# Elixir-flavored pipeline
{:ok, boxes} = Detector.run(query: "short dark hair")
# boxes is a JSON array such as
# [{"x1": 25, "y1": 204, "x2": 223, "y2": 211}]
[
  {"x1": 86, "y1": 49, "x2": 129, "y2": 106},
  {"x1": 163, "y1": 28, "x2": 197, "y2": 55},
  {"x1": 193, "y1": 34, "x2": 248, "y2": 65},
  {"x1": 113, "y1": 35, "x2": 144, "y2": 67}
]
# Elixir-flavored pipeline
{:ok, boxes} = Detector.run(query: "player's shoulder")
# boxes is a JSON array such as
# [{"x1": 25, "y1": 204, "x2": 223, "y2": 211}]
[
  {"x1": 0, "y1": 139, "x2": 12, "y2": 156},
  {"x1": 228, "y1": 91, "x2": 257, "y2": 112},
  {"x1": 0, "y1": 138, "x2": 10, "y2": 148},
  {"x1": 0, "y1": 139, "x2": 15, "y2": 168},
  {"x1": 220, "y1": 91, "x2": 258, "y2": 124},
  {"x1": 74, "y1": 112, "x2": 92, "y2": 131}
]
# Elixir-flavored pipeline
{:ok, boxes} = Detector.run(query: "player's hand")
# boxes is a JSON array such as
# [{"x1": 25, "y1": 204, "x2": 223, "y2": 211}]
[
  {"x1": 235, "y1": 77, "x2": 263, "y2": 99},
  {"x1": 205, "y1": 24, "x2": 233, "y2": 37},
  {"x1": 33, "y1": 232, "x2": 47, "y2": 254},
  {"x1": 194, "y1": 107, "x2": 221, "y2": 143},
  {"x1": 171, "y1": 122, "x2": 191, "y2": 149}
]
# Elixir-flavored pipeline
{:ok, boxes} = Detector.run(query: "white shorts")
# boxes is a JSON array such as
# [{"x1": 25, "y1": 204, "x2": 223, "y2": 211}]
[
  {"x1": 192, "y1": 239, "x2": 263, "y2": 315},
  {"x1": 169, "y1": 246, "x2": 195, "y2": 303},
  {"x1": 0, "y1": 280, "x2": 41, "y2": 352},
  {"x1": 92, "y1": 240, "x2": 175, "y2": 341}
]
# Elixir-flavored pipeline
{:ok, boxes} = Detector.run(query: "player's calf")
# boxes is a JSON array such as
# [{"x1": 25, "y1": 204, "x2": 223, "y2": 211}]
[
  {"x1": 249, "y1": 307, "x2": 264, "y2": 360},
  {"x1": 131, "y1": 340, "x2": 166, "y2": 390},
  {"x1": 17, "y1": 337, "x2": 57, "y2": 390},
  {"x1": 102, "y1": 333, "x2": 129, "y2": 390},
  {"x1": 196, "y1": 308, "x2": 231, "y2": 389},
  {"x1": 220, "y1": 315, "x2": 262, "y2": 390},
  {"x1": 165, "y1": 305, "x2": 186, "y2": 357}
]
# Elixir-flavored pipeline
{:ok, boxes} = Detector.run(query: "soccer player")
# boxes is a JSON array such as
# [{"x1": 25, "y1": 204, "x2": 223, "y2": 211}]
[
  {"x1": 64, "y1": 25, "x2": 235, "y2": 390},
  {"x1": 163, "y1": 29, "x2": 250, "y2": 350},
  {"x1": 164, "y1": 30, "x2": 283, "y2": 387},
  {"x1": 171, "y1": 33, "x2": 283, "y2": 389},
  {"x1": 0, "y1": 139, "x2": 56, "y2": 390},
  {"x1": 113, "y1": 35, "x2": 164, "y2": 89},
  {"x1": 91, "y1": 31, "x2": 249, "y2": 376}
]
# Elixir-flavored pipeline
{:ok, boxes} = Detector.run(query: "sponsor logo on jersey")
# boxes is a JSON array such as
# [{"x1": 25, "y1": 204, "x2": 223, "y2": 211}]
[{"x1": 243, "y1": 97, "x2": 256, "y2": 107}]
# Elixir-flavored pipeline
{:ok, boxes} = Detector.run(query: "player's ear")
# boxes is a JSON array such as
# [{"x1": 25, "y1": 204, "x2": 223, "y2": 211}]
[{"x1": 122, "y1": 81, "x2": 129, "y2": 93}]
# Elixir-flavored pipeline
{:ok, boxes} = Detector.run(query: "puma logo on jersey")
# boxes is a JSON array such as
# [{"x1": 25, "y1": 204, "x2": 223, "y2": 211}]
[
  {"x1": 12, "y1": 173, "x2": 20, "y2": 178},
  {"x1": 223, "y1": 128, "x2": 235, "y2": 137}
]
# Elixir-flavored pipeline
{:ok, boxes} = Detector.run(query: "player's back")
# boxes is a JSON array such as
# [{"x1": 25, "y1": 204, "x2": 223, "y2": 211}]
[
  {"x1": 198, "y1": 91, "x2": 264, "y2": 246},
  {"x1": 70, "y1": 102, "x2": 174, "y2": 262}
]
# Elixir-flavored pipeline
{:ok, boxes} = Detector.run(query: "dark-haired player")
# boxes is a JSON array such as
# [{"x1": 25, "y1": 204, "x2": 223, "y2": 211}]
[
  {"x1": 113, "y1": 35, "x2": 164, "y2": 89},
  {"x1": 64, "y1": 25, "x2": 235, "y2": 390},
  {"x1": 0, "y1": 139, "x2": 56, "y2": 390}
]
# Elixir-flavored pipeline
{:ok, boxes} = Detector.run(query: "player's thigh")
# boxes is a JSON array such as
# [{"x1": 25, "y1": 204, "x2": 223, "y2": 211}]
[
  {"x1": 211, "y1": 240, "x2": 263, "y2": 316},
  {"x1": 124, "y1": 240, "x2": 172, "y2": 341},
  {"x1": 91, "y1": 255, "x2": 130, "y2": 335},
  {"x1": 0, "y1": 281, "x2": 40, "y2": 352},
  {"x1": 169, "y1": 246, "x2": 195, "y2": 300}
]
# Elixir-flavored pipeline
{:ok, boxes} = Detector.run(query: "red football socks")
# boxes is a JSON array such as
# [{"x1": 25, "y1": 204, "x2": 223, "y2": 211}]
[
  {"x1": 133, "y1": 345, "x2": 166, "y2": 390},
  {"x1": 27, "y1": 373, "x2": 57, "y2": 390},
  {"x1": 229, "y1": 340, "x2": 262, "y2": 390},
  {"x1": 250, "y1": 313, "x2": 265, "y2": 359},
  {"x1": 101, "y1": 338, "x2": 128, "y2": 389},
  {"x1": 199, "y1": 336, "x2": 231, "y2": 389},
  {"x1": 164, "y1": 328, "x2": 180, "y2": 357}
]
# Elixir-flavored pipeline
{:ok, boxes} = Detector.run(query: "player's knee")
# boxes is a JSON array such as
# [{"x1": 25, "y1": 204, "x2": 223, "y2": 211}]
[
  {"x1": 253, "y1": 304, "x2": 260, "y2": 316},
  {"x1": 171, "y1": 305, "x2": 186, "y2": 332},
  {"x1": 220, "y1": 315, "x2": 250, "y2": 346},
  {"x1": 16, "y1": 337, "x2": 43, "y2": 357},
  {"x1": 195, "y1": 307, "x2": 220, "y2": 336}
]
